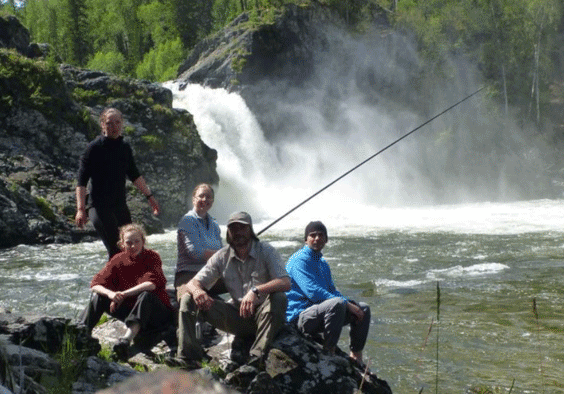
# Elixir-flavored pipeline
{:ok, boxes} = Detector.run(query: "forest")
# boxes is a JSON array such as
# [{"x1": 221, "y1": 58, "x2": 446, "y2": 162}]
[{"x1": 1, "y1": 0, "x2": 563, "y2": 129}]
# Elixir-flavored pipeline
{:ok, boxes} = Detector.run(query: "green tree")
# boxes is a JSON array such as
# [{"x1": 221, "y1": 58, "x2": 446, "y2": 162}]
[
  {"x1": 62, "y1": 0, "x2": 90, "y2": 66},
  {"x1": 87, "y1": 50, "x2": 126, "y2": 74},
  {"x1": 136, "y1": 37, "x2": 185, "y2": 81},
  {"x1": 391, "y1": 0, "x2": 562, "y2": 126}
]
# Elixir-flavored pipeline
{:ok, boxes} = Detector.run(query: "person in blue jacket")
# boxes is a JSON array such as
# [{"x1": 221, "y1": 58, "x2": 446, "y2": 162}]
[{"x1": 286, "y1": 221, "x2": 371, "y2": 365}]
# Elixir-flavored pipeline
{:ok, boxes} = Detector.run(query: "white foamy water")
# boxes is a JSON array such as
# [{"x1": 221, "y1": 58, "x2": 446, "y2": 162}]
[{"x1": 164, "y1": 82, "x2": 564, "y2": 237}]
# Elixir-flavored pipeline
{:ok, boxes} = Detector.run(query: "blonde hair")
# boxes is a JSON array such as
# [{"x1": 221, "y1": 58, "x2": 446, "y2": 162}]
[
  {"x1": 118, "y1": 223, "x2": 146, "y2": 249},
  {"x1": 100, "y1": 107, "x2": 123, "y2": 124},
  {"x1": 192, "y1": 183, "x2": 215, "y2": 199}
]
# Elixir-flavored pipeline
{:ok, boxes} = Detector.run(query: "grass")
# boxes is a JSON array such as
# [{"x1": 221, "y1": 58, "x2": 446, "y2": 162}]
[
  {"x1": 47, "y1": 329, "x2": 87, "y2": 394},
  {"x1": 97, "y1": 344, "x2": 113, "y2": 362}
]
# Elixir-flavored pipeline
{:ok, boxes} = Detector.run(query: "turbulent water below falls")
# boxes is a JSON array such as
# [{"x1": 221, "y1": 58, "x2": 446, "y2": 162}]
[{"x1": 1, "y1": 200, "x2": 564, "y2": 393}]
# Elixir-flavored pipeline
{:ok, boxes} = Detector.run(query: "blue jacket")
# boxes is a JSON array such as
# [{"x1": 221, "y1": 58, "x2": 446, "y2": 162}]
[
  {"x1": 285, "y1": 245, "x2": 347, "y2": 323},
  {"x1": 176, "y1": 209, "x2": 222, "y2": 273}
]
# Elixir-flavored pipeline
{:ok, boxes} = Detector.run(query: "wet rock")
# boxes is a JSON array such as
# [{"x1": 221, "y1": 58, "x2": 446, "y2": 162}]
[
  {"x1": 73, "y1": 356, "x2": 138, "y2": 393},
  {"x1": 219, "y1": 325, "x2": 392, "y2": 394},
  {"x1": 0, "y1": 314, "x2": 99, "y2": 356}
]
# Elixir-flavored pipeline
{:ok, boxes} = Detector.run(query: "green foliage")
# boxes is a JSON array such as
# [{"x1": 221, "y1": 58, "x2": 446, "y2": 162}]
[
  {"x1": 97, "y1": 344, "x2": 113, "y2": 362},
  {"x1": 0, "y1": 49, "x2": 71, "y2": 119},
  {"x1": 391, "y1": 0, "x2": 562, "y2": 124},
  {"x1": 201, "y1": 360, "x2": 227, "y2": 378},
  {"x1": 141, "y1": 134, "x2": 165, "y2": 150},
  {"x1": 47, "y1": 330, "x2": 86, "y2": 394},
  {"x1": 86, "y1": 51, "x2": 126, "y2": 75},
  {"x1": 72, "y1": 87, "x2": 103, "y2": 105},
  {"x1": 35, "y1": 197, "x2": 57, "y2": 222},
  {"x1": 136, "y1": 38, "x2": 186, "y2": 82},
  {"x1": 133, "y1": 364, "x2": 147, "y2": 372},
  {"x1": 231, "y1": 54, "x2": 248, "y2": 73}
]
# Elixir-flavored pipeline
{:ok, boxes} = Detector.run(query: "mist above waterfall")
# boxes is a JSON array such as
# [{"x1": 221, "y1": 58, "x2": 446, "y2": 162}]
[{"x1": 165, "y1": 27, "x2": 555, "y2": 226}]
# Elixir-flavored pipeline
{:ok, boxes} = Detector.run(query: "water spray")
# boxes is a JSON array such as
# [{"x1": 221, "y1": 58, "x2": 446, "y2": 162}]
[{"x1": 257, "y1": 86, "x2": 485, "y2": 236}]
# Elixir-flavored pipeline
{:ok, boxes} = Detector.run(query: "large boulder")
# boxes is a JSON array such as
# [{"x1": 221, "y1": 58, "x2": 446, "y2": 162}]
[{"x1": 223, "y1": 325, "x2": 392, "y2": 394}]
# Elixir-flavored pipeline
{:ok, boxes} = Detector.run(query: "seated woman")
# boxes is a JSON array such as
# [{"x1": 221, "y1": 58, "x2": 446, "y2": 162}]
[
  {"x1": 79, "y1": 223, "x2": 173, "y2": 361},
  {"x1": 175, "y1": 183, "x2": 225, "y2": 300}
]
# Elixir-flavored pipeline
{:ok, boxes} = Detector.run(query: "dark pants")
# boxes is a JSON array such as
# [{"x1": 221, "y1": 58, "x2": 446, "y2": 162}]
[
  {"x1": 297, "y1": 297, "x2": 371, "y2": 353},
  {"x1": 79, "y1": 291, "x2": 172, "y2": 335},
  {"x1": 89, "y1": 203, "x2": 131, "y2": 258}
]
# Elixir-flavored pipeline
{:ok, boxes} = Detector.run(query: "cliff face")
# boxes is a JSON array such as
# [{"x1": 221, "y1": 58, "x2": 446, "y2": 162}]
[{"x1": 0, "y1": 15, "x2": 219, "y2": 248}]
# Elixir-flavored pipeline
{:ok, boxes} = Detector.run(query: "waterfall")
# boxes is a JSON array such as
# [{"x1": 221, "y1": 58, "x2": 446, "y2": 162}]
[{"x1": 162, "y1": 30, "x2": 552, "y2": 232}]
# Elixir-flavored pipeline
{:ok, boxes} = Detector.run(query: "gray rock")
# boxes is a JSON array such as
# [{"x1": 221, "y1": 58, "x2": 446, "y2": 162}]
[
  {"x1": 74, "y1": 356, "x2": 138, "y2": 392},
  {"x1": 3, "y1": 344, "x2": 62, "y2": 389},
  {"x1": 0, "y1": 314, "x2": 100, "y2": 356}
]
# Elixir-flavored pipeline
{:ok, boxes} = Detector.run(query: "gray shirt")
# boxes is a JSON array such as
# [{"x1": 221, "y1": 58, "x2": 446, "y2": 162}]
[{"x1": 194, "y1": 239, "x2": 288, "y2": 305}]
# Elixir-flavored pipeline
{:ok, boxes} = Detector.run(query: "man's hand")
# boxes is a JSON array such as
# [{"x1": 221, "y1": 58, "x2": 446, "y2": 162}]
[
  {"x1": 347, "y1": 301, "x2": 365, "y2": 322},
  {"x1": 193, "y1": 288, "x2": 214, "y2": 311},
  {"x1": 239, "y1": 290, "x2": 259, "y2": 318}
]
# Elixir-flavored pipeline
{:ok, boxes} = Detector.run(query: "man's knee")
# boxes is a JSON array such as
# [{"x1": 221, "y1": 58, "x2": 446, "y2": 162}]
[
  {"x1": 326, "y1": 297, "x2": 347, "y2": 316},
  {"x1": 136, "y1": 290, "x2": 153, "y2": 302},
  {"x1": 358, "y1": 302, "x2": 371, "y2": 321},
  {"x1": 269, "y1": 292, "x2": 288, "y2": 314},
  {"x1": 179, "y1": 293, "x2": 194, "y2": 312}
]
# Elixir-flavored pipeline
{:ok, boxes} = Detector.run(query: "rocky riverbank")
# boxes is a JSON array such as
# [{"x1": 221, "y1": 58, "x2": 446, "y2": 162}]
[
  {"x1": 1, "y1": 15, "x2": 219, "y2": 249},
  {"x1": 0, "y1": 310, "x2": 392, "y2": 394}
]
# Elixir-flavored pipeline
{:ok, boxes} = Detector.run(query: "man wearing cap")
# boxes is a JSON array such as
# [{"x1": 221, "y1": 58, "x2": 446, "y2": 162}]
[
  {"x1": 176, "y1": 211, "x2": 291, "y2": 364},
  {"x1": 286, "y1": 221, "x2": 371, "y2": 365}
]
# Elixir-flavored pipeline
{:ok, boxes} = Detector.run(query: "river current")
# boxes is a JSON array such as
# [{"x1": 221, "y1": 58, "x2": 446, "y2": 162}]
[{"x1": 1, "y1": 200, "x2": 564, "y2": 393}]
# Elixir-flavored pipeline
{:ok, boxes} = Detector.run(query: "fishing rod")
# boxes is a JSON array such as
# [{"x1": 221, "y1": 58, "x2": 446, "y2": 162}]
[{"x1": 256, "y1": 86, "x2": 485, "y2": 236}]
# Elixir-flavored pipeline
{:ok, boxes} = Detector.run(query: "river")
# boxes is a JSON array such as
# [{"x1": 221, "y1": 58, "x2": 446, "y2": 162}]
[
  {"x1": 2, "y1": 83, "x2": 564, "y2": 393},
  {"x1": 1, "y1": 201, "x2": 564, "y2": 393}
]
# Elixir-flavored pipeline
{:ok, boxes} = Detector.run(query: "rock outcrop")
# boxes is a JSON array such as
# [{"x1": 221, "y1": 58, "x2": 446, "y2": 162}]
[
  {"x1": 0, "y1": 15, "x2": 219, "y2": 248},
  {"x1": 0, "y1": 311, "x2": 392, "y2": 394}
]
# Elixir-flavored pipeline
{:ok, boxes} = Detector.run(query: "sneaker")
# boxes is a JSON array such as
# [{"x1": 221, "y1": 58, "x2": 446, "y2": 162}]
[{"x1": 112, "y1": 338, "x2": 130, "y2": 362}]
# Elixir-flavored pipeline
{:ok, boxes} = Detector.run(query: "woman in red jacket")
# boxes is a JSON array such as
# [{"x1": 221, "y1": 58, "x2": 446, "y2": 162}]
[{"x1": 79, "y1": 223, "x2": 173, "y2": 360}]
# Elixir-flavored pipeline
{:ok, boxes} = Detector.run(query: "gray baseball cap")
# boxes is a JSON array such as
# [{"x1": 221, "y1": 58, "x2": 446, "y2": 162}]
[{"x1": 227, "y1": 211, "x2": 252, "y2": 226}]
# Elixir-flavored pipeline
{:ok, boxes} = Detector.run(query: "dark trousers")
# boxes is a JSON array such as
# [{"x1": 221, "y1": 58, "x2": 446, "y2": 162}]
[
  {"x1": 89, "y1": 203, "x2": 131, "y2": 258},
  {"x1": 79, "y1": 291, "x2": 172, "y2": 335},
  {"x1": 297, "y1": 297, "x2": 371, "y2": 353}
]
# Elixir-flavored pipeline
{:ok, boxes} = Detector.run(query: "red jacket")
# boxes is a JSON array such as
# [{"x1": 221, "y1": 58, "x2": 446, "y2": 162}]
[{"x1": 91, "y1": 248, "x2": 172, "y2": 310}]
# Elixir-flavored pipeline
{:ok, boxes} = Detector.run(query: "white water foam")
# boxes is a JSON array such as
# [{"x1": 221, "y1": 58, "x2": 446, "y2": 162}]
[
  {"x1": 426, "y1": 263, "x2": 510, "y2": 280},
  {"x1": 164, "y1": 82, "x2": 564, "y2": 236}
]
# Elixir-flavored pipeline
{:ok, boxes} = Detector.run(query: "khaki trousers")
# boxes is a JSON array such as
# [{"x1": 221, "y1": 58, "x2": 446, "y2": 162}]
[{"x1": 177, "y1": 291, "x2": 287, "y2": 360}]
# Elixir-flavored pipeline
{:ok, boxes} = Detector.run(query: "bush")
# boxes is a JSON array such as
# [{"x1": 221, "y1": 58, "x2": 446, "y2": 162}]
[
  {"x1": 87, "y1": 51, "x2": 127, "y2": 76},
  {"x1": 136, "y1": 38, "x2": 185, "y2": 82}
]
